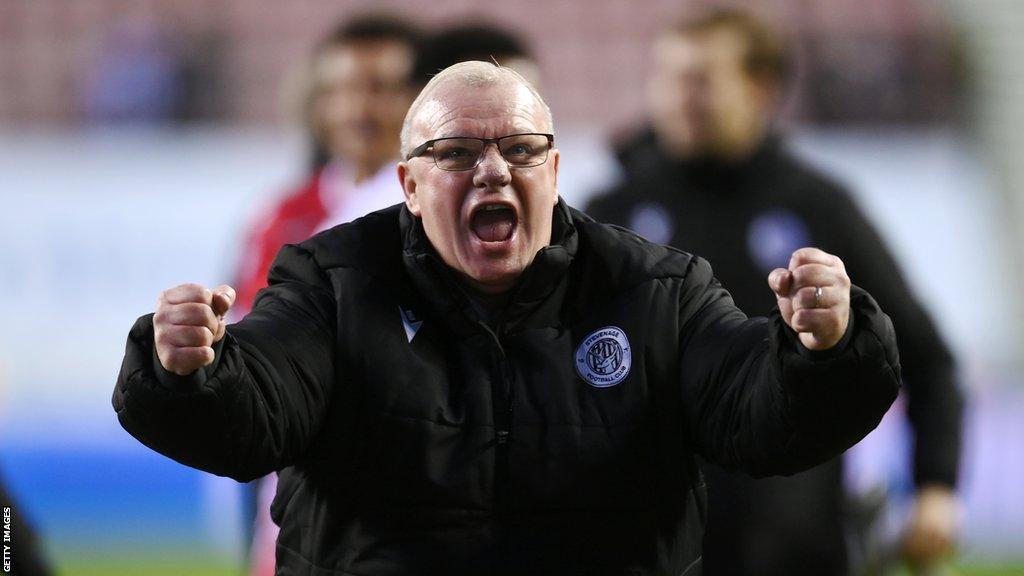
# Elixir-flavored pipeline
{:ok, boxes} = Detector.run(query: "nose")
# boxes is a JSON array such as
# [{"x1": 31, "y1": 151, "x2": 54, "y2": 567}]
[
  {"x1": 346, "y1": 88, "x2": 376, "y2": 122},
  {"x1": 472, "y1": 143, "x2": 511, "y2": 189}
]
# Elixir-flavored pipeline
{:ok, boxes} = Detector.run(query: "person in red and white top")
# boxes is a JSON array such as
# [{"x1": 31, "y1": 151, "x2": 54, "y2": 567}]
[{"x1": 233, "y1": 16, "x2": 423, "y2": 576}]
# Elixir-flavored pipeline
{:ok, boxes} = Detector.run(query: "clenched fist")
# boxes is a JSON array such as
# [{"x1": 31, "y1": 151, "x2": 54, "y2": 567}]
[
  {"x1": 768, "y1": 247, "x2": 851, "y2": 351},
  {"x1": 902, "y1": 485, "x2": 958, "y2": 570},
  {"x1": 154, "y1": 283, "x2": 237, "y2": 376}
]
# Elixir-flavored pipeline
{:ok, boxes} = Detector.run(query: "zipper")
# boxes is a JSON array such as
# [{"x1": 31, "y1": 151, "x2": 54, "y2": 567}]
[
  {"x1": 486, "y1": 330, "x2": 515, "y2": 556},
  {"x1": 493, "y1": 351, "x2": 515, "y2": 444}
]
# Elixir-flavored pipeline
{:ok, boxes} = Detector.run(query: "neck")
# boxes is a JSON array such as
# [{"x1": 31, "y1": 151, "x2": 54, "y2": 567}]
[
  {"x1": 352, "y1": 159, "x2": 388, "y2": 184},
  {"x1": 467, "y1": 288, "x2": 512, "y2": 321},
  {"x1": 354, "y1": 162, "x2": 382, "y2": 182},
  {"x1": 712, "y1": 120, "x2": 773, "y2": 162},
  {"x1": 713, "y1": 136, "x2": 760, "y2": 162}
]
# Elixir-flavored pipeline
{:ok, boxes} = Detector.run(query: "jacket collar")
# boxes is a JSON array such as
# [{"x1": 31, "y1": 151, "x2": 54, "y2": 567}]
[
  {"x1": 399, "y1": 198, "x2": 578, "y2": 338},
  {"x1": 615, "y1": 126, "x2": 785, "y2": 193}
]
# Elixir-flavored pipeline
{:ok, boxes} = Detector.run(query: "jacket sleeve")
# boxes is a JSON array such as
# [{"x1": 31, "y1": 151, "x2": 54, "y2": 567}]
[
  {"x1": 112, "y1": 243, "x2": 336, "y2": 482},
  {"x1": 821, "y1": 190, "x2": 964, "y2": 488},
  {"x1": 677, "y1": 255, "x2": 902, "y2": 477}
]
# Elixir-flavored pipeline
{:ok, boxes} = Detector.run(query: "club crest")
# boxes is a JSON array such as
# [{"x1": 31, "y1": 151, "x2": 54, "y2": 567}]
[{"x1": 575, "y1": 326, "x2": 632, "y2": 388}]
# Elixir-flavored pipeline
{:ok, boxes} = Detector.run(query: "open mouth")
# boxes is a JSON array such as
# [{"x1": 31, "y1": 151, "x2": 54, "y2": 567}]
[{"x1": 470, "y1": 204, "x2": 518, "y2": 243}]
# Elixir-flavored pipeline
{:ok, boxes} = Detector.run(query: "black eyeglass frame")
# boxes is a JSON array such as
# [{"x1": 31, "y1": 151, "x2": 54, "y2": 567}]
[{"x1": 404, "y1": 132, "x2": 555, "y2": 170}]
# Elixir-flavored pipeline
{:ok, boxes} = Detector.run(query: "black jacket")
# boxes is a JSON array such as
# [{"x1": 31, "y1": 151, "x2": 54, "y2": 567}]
[
  {"x1": 586, "y1": 131, "x2": 963, "y2": 489},
  {"x1": 113, "y1": 201, "x2": 900, "y2": 575}
]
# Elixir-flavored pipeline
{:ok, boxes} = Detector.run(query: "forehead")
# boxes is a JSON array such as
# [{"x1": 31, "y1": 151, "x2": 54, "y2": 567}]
[
  {"x1": 654, "y1": 29, "x2": 746, "y2": 71},
  {"x1": 413, "y1": 80, "x2": 548, "y2": 140},
  {"x1": 315, "y1": 40, "x2": 413, "y2": 84}
]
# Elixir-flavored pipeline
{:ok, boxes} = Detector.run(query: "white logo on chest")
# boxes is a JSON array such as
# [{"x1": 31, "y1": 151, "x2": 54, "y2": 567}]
[{"x1": 575, "y1": 326, "x2": 632, "y2": 387}]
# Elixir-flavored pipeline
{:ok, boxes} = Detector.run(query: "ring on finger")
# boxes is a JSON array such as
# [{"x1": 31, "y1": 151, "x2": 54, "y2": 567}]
[{"x1": 814, "y1": 286, "x2": 823, "y2": 308}]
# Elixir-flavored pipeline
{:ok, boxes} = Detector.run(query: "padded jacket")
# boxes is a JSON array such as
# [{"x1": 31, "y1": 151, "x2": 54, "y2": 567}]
[{"x1": 113, "y1": 200, "x2": 901, "y2": 576}]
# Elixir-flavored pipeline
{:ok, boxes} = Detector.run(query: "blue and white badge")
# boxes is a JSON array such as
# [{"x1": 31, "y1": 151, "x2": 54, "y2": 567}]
[{"x1": 575, "y1": 326, "x2": 632, "y2": 388}]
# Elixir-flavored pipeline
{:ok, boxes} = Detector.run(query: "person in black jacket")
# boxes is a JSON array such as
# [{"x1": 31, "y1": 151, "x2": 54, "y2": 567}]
[
  {"x1": 113, "y1": 60, "x2": 900, "y2": 575},
  {"x1": 586, "y1": 9, "x2": 964, "y2": 575}
]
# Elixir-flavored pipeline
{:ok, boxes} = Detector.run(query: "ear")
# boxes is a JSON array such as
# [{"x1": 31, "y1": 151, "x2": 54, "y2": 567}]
[
  {"x1": 549, "y1": 149, "x2": 561, "y2": 206},
  {"x1": 398, "y1": 162, "x2": 421, "y2": 216}
]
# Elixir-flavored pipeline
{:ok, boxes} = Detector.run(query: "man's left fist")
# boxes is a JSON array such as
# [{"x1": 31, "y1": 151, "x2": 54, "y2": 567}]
[{"x1": 768, "y1": 247, "x2": 851, "y2": 351}]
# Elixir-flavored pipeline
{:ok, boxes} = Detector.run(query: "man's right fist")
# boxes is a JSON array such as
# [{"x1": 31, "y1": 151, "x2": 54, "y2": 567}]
[{"x1": 154, "y1": 283, "x2": 236, "y2": 376}]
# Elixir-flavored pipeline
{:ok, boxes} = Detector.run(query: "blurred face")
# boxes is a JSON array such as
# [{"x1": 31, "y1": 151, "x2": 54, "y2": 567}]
[
  {"x1": 310, "y1": 40, "x2": 415, "y2": 176},
  {"x1": 647, "y1": 29, "x2": 773, "y2": 159},
  {"x1": 398, "y1": 79, "x2": 560, "y2": 295}
]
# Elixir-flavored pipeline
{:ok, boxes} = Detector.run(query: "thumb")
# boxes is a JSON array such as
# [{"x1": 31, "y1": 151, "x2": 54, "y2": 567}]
[
  {"x1": 768, "y1": 268, "x2": 791, "y2": 297},
  {"x1": 768, "y1": 268, "x2": 794, "y2": 326},
  {"x1": 211, "y1": 284, "x2": 236, "y2": 318},
  {"x1": 210, "y1": 284, "x2": 235, "y2": 344}
]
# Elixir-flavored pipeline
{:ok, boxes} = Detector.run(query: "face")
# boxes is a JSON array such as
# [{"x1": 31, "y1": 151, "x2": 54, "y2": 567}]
[
  {"x1": 310, "y1": 40, "x2": 415, "y2": 175},
  {"x1": 398, "y1": 79, "x2": 560, "y2": 295},
  {"x1": 646, "y1": 29, "x2": 773, "y2": 159}
]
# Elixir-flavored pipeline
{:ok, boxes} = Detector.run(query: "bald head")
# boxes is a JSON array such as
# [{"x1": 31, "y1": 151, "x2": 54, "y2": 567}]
[{"x1": 400, "y1": 61, "x2": 553, "y2": 159}]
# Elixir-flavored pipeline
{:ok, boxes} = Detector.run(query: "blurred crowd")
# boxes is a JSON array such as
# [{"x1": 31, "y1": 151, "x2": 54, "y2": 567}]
[{"x1": 3, "y1": 1, "x2": 965, "y2": 129}]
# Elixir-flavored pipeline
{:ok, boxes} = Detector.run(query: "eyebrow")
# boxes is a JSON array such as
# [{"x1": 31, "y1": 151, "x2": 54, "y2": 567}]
[{"x1": 433, "y1": 129, "x2": 539, "y2": 140}]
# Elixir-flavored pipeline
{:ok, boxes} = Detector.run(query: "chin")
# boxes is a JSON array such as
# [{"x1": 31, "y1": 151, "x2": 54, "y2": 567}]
[{"x1": 464, "y1": 263, "x2": 524, "y2": 295}]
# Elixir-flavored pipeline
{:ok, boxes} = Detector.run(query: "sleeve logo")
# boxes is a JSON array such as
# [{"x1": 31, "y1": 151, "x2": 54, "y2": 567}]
[
  {"x1": 575, "y1": 326, "x2": 632, "y2": 388},
  {"x1": 399, "y1": 306, "x2": 423, "y2": 343}
]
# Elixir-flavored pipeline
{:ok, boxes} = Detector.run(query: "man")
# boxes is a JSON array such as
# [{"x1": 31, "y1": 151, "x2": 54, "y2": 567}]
[
  {"x1": 231, "y1": 16, "x2": 422, "y2": 575},
  {"x1": 113, "y1": 61, "x2": 900, "y2": 575},
  {"x1": 233, "y1": 15, "x2": 421, "y2": 318},
  {"x1": 586, "y1": 9, "x2": 963, "y2": 575}
]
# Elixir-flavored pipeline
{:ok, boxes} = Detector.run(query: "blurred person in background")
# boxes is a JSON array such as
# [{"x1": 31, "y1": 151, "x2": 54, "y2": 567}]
[
  {"x1": 0, "y1": 482, "x2": 52, "y2": 576},
  {"x1": 0, "y1": 364, "x2": 53, "y2": 576},
  {"x1": 231, "y1": 15, "x2": 423, "y2": 576},
  {"x1": 81, "y1": 16, "x2": 185, "y2": 123},
  {"x1": 233, "y1": 15, "x2": 422, "y2": 316},
  {"x1": 585, "y1": 8, "x2": 964, "y2": 575},
  {"x1": 414, "y1": 22, "x2": 542, "y2": 88},
  {"x1": 81, "y1": 13, "x2": 226, "y2": 124},
  {"x1": 240, "y1": 19, "x2": 542, "y2": 575}
]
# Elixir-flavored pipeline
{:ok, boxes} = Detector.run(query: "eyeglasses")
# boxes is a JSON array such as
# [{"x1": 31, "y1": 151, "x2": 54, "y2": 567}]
[{"x1": 405, "y1": 133, "x2": 554, "y2": 171}]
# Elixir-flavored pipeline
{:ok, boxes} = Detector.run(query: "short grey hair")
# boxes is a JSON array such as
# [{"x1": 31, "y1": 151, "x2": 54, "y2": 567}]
[{"x1": 399, "y1": 60, "x2": 553, "y2": 159}]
